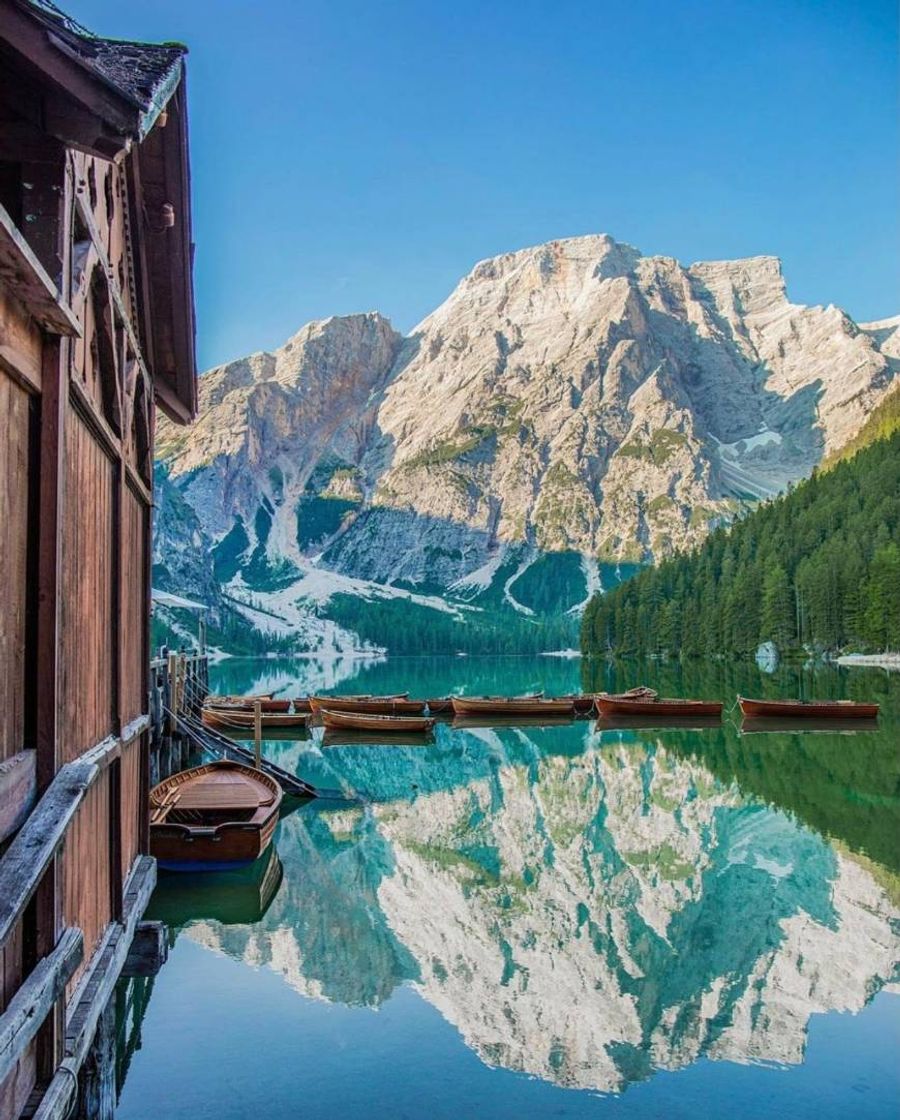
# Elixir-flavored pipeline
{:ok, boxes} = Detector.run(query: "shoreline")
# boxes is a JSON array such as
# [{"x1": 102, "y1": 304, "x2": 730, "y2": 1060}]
[{"x1": 836, "y1": 653, "x2": 900, "y2": 671}]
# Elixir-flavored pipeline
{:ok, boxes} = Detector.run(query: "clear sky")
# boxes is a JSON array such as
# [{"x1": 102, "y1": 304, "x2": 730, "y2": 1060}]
[{"x1": 73, "y1": 0, "x2": 897, "y2": 369}]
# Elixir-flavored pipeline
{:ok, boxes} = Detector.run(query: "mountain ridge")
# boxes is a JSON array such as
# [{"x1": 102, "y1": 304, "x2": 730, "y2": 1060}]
[{"x1": 154, "y1": 233, "x2": 896, "y2": 654}]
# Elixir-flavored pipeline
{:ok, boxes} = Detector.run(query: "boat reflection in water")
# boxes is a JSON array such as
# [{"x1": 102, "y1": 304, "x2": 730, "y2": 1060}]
[
  {"x1": 740, "y1": 716, "x2": 882, "y2": 735},
  {"x1": 148, "y1": 844, "x2": 285, "y2": 931},
  {"x1": 116, "y1": 664, "x2": 900, "y2": 1116}
]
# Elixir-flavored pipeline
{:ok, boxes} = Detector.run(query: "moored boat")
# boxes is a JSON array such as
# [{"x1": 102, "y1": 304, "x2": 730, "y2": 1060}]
[
  {"x1": 560, "y1": 694, "x2": 597, "y2": 715},
  {"x1": 149, "y1": 761, "x2": 283, "y2": 871},
  {"x1": 426, "y1": 697, "x2": 455, "y2": 714},
  {"x1": 206, "y1": 696, "x2": 292, "y2": 713},
  {"x1": 738, "y1": 696, "x2": 880, "y2": 720},
  {"x1": 596, "y1": 693, "x2": 722, "y2": 718},
  {"x1": 451, "y1": 695, "x2": 575, "y2": 717},
  {"x1": 201, "y1": 707, "x2": 310, "y2": 733},
  {"x1": 318, "y1": 708, "x2": 435, "y2": 734},
  {"x1": 309, "y1": 695, "x2": 427, "y2": 715}
]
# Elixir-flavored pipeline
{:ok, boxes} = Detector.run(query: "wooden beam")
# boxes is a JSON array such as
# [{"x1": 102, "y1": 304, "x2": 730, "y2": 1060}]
[
  {"x1": 0, "y1": 750, "x2": 37, "y2": 844},
  {"x1": 0, "y1": 204, "x2": 80, "y2": 337},
  {"x1": 69, "y1": 370, "x2": 121, "y2": 459},
  {"x1": 29, "y1": 856, "x2": 156, "y2": 1120},
  {"x1": 65, "y1": 856, "x2": 155, "y2": 1067},
  {"x1": 0, "y1": 762, "x2": 96, "y2": 950},
  {"x1": 73, "y1": 191, "x2": 151, "y2": 392},
  {"x1": 0, "y1": 6, "x2": 136, "y2": 138},
  {"x1": 0, "y1": 927, "x2": 82, "y2": 1086}
]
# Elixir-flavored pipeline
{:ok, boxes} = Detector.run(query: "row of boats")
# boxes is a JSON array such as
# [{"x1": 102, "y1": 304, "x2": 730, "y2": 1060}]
[
  {"x1": 150, "y1": 685, "x2": 880, "y2": 875},
  {"x1": 200, "y1": 687, "x2": 881, "y2": 735}
]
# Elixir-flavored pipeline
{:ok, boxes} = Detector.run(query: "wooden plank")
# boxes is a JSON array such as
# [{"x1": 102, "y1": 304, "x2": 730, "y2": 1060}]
[
  {"x1": 0, "y1": 205, "x2": 80, "y2": 337},
  {"x1": 0, "y1": 373, "x2": 32, "y2": 769},
  {"x1": 72, "y1": 193, "x2": 151, "y2": 393},
  {"x1": 33, "y1": 264, "x2": 71, "y2": 1082},
  {"x1": 0, "y1": 762, "x2": 96, "y2": 950},
  {"x1": 0, "y1": 286, "x2": 44, "y2": 392},
  {"x1": 64, "y1": 855, "x2": 155, "y2": 1068},
  {"x1": 0, "y1": 751, "x2": 36, "y2": 844},
  {"x1": 0, "y1": 927, "x2": 82, "y2": 1086}
]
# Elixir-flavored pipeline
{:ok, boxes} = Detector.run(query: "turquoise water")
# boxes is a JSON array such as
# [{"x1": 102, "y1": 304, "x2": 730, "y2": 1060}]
[{"x1": 115, "y1": 657, "x2": 900, "y2": 1118}]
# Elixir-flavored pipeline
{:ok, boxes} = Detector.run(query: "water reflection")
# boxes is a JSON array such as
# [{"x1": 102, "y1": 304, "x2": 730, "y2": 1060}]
[{"x1": 146, "y1": 700, "x2": 900, "y2": 1096}]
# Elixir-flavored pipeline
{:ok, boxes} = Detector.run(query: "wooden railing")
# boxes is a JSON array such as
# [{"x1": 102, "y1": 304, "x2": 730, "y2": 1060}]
[{"x1": 0, "y1": 718, "x2": 151, "y2": 1114}]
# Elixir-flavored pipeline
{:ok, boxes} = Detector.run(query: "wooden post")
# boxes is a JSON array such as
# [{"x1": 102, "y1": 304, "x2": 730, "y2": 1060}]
[
  {"x1": 253, "y1": 701, "x2": 262, "y2": 769},
  {"x1": 165, "y1": 653, "x2": 176, "y2": 732}
]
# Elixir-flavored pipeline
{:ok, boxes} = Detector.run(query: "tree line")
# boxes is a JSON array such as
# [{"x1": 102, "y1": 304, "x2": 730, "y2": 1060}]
[{"x1": 581, "y1": 428, "x2": 900, "y2": 659}]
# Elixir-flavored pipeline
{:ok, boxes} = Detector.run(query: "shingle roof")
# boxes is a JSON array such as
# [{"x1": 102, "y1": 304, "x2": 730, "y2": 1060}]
[{"x1": 19, "y1": 0, "x2": 186, "y2": 135}]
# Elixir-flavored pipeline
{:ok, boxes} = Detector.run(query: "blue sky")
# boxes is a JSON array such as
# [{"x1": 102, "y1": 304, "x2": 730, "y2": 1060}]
[{"x1": 74, "y1": 0, "x2": 897, "y2": 369}]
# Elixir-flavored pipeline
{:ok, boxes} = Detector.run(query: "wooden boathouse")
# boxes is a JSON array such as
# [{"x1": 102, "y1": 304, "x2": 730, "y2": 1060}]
[{"x1": 0, "y1": 2, "x2": 197, "y2": 1116}]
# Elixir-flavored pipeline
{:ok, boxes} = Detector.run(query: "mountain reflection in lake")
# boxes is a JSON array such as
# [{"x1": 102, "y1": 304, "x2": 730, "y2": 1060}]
[{"x1": 115, "y1": 659, "x2": 900, "y2": 1119}]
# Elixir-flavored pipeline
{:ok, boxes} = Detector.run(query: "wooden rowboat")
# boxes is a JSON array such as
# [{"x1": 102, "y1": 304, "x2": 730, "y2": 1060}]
[
  {"x1": 738, "y1": 696, "x2": 880, "y2": 720},
  {"x1": 318, "y1": 708, "x2": 435, "y2": 734},
  {"x1": 596, "y1": 693, "x2": 722, "y2": 718},
  {"x1": 560, "y1": 694, "x2": 597, "y2": 715},
  {"x1": 451, "y1": 696, "x2": 575, "y2": 717},
  {"x1": 149, "y1": 761, "x2": 283, "y2": 871},
  {"x1": 309, "y1": 695, "x2": 427, "y2": 715},
  {"x1": 206, "y1": 692, "x2": 273, "y2": 703},
  {"x1": 206, "y1": 697, "x2": 292, "y2": 713},
  {"x1": 426, "y1": 698, "x2": 455, "y2": 714},
  {"x1": 201, "y1": 708, "x2": 310, "y2": 733}
]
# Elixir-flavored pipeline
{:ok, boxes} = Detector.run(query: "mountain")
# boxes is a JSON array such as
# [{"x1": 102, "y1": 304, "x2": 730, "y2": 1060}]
[
  {"x1": 581, "y1": 427, "x2": 900, "y2": 658},
  {"x1": 154, "y1": 234, "x2": 896, "y2": 654}
]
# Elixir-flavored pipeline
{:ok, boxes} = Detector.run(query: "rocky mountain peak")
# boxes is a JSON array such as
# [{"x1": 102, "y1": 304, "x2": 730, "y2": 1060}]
[{"x1": 153, "y1": 233, "x2": 896, "y2": 654}]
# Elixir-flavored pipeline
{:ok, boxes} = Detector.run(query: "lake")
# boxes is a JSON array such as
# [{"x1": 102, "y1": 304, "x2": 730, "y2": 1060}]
[{"x1": 115, "y1": 656, "x2": 900, "y2": 1119}]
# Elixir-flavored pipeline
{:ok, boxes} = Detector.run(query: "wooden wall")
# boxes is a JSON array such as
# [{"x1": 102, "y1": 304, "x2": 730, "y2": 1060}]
[
  {"x1": 60, "y1": 407, "x2": 116, "y2": 763},
  {"x1": 0, "y1": 369, "x2": 30, "y2": 766},
  {"x1": 121, "y1": 484, "x2": 148, "y2": 722},
  {"x1": 0, "y1": 338, "x2": 35, "y2": 1120}
]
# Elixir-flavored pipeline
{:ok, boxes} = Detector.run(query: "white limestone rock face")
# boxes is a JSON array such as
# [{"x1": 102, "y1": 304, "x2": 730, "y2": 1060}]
[
  {"x1": 369, "y1": 237, "x2": 893, "y2": 561},
  {"x1": 157, "y1": 312, "x2": 403, "y2": 548},
  {"x1": 153, "y1": 235, "x2": 896, "y2": 644}
]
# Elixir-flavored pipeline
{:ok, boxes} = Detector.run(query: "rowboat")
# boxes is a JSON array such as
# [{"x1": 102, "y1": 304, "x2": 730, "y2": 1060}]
[
  {"x1": 309, "y1": 695, "x2": 427, "y2": 715},
  {"x1": 149, "y1": 761, "x2": 283, "y2": 871},
  {"x1": 318, "y1": 708, "x2": 435, "y2": 734},
  {"x1": 426, "y1": 698, "x2": 455, "y2": 714},
  {"x1": 292, "y1": 697, "x2": 313, "y2": 713},
  {"x1": 206, "y1": 696, "x2": 292, "y2": 713},
  {"x1": 201, "y1": 707, "x2": 310, "y2": 733},
  {"x1": 738, "y1": 696, "x2": 880, "y2": 720},
  {"x1": 560, "y1": 694, "x2": 597, "y2": 715},
  {"x1": 451, "y1": 696, "x2": 575, "y2": 717},
  {"x1": 597, "y1": 693, "x2": 722, "y2": 718}
]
